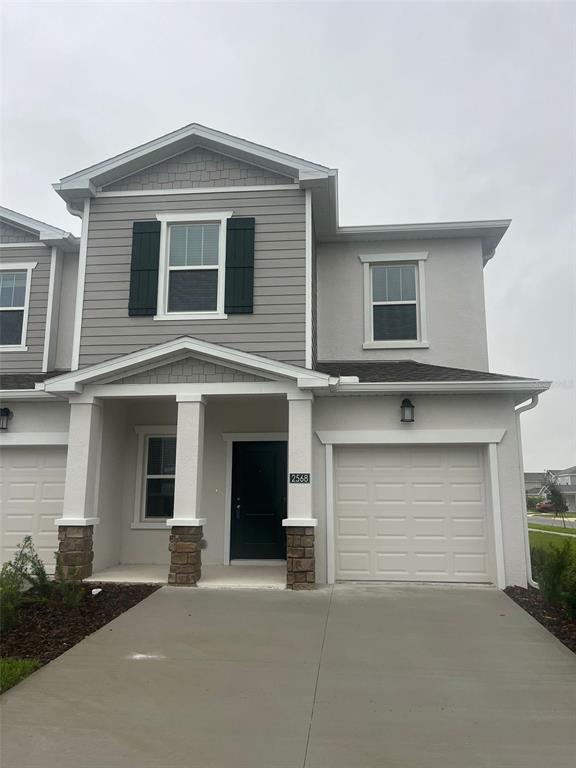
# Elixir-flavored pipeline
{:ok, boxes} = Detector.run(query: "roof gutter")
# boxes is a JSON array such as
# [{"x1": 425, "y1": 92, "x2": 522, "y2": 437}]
[
  {"x1": 515, "y1": 395, "x2": 541, "y2": 588},
  {"x1": 333, "y1": 380, "x2": 552, "y2": 396}
]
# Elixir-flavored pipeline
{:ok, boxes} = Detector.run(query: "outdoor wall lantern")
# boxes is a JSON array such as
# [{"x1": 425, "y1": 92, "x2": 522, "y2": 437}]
[
  {"x1": 400, "y1": 398, "x2": 415, "y2": 423},
  {"x1": 0, "y1": 407, "x2": 13, "y2": 431}
]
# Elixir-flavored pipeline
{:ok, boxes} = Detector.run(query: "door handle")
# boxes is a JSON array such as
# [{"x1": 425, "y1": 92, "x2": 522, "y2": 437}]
[{"x1": 235, "y1": 502, "x2": 241, "y2": 521}]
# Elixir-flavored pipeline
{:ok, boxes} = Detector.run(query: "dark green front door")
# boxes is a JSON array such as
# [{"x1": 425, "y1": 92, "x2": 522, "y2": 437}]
[{"x1": 230, "y1": 441, "x2": 287, "y2": 560}]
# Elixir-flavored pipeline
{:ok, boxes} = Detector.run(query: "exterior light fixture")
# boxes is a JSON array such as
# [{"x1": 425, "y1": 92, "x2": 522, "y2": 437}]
[
  {"x1": 400, "y1": 398, "x2": 415, "y2": 423},
  {"x1": 0, "y1": 407, "x2": 13, "y2": 431}
]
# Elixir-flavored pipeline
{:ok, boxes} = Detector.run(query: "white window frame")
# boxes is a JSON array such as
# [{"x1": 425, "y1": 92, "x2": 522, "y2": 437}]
[
  {"x1": 154, "y1": 211, "x2": 233, "y2": 321},
  {"x1": 132, "y1": 426, "x2": 177, "y2": 529},
  {"x1": 359, "y1": 253, "x2": 429, "y2": 349},
  {"x1": 0, "y1": 261, "x2": 37, "y2": 352}
]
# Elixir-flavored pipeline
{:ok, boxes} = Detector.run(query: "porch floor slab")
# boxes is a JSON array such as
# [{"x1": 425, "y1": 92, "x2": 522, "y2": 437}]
[
  {"x1": 87, "y1": 563, "x2": 286, "y2": 589},
  {"x1": 2, "y1": 585, "x2": 575, "y2": 767}
]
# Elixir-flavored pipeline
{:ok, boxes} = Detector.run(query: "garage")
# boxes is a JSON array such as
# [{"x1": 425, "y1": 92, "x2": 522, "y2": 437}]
[
  {"x1": 334, "y1": 444, "x2": 494, "y2": 583},
  {"x1": 0, "y1": 446, "x2": 67, "y2": 570}
]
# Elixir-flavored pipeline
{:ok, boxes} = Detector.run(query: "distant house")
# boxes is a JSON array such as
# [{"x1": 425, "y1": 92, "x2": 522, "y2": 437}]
[
  {"x1": 551, "y1": 466, "x2": 576, "y2": 513},
  {"x1": 525, "y1": 467, "x2": 576, "y2": 512},
  {"x1": 524, "y1": 472, "x2": 546, "y2": 498}
]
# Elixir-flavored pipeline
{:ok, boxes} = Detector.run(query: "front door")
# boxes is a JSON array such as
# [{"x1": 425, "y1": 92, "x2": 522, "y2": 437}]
[{"x1": 230, "y1": 441, "x2": 287, "y2": 560}]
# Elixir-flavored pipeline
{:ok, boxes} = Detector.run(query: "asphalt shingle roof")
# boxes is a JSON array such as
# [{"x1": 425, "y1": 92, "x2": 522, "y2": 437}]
[{"x1": 315, "y1": 360, "x2": 532, "y2": 383}]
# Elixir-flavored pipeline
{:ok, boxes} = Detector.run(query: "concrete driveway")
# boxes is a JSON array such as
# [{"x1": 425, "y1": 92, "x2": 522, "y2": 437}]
[{"x1": 2, "y1": 584, "x2": 575, "y2": 768}]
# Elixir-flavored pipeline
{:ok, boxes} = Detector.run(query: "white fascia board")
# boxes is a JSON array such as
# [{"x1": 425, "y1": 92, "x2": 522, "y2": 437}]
[
  {"x1": 43, "y1": 336, "x2": 332, "y2": 393},
  {"x1": 316, "y1": 429, "x2": 506, "y2": 445},
  {"x1": 55, "y1": 123, "x2": 333, "y2": 193},
  {"x1": 0, "y1": 389, "x2": 60, "y2": 401},
  {"x1": 334, "y1": 380, "x2": 552, "y2": 395}
]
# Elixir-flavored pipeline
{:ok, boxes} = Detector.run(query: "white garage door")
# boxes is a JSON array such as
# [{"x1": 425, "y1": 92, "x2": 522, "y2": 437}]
[
  {"x1": 0, "y1": 446, "x2": 67, "y2": 570},
  {"x1": 334, "y1": 445, "x2": 493, "y2": 583}
]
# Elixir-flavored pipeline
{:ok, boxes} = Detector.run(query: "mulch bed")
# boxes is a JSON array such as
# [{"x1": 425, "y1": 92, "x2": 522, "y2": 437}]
[
  {"x1": 505, "y1": 586, "x2": 576, "y2": 654},
  {"x1": 1, "y1": 583, "x2": 160, "y2": 666}
]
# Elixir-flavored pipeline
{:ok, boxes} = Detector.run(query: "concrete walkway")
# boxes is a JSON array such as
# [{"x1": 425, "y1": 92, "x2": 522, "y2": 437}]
[{"x1": 2, "y1": 585, "x2": 575, "y2": 767}]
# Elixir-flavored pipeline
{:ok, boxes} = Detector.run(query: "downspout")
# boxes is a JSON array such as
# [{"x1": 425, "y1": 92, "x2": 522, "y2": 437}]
[{"x1": 514, "y1": 395, "x2": 540, "y2": 588}]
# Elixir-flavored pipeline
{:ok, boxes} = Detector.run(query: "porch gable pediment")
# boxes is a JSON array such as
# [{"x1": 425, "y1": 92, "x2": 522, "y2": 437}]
[
  {"x1": 41, "y1": 337, "x2": 335, "y2": 394},
  {"x1": 105, "y1": 355, "x2": 268, "y2": 385}
]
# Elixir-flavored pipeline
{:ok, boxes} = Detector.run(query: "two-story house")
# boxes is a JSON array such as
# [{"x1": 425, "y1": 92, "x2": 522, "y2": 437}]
[{"x1": 0, "y1": 124, "x2": 550, "y2": 589}]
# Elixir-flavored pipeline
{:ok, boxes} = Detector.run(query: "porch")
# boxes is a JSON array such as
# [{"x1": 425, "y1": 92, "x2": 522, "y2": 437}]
[
  {"x1": 86, "y1": 563, "x2": 286, "y2": 589},
  {"x1": 55, "y1": 384, "x2": 318, "y2": 590}
]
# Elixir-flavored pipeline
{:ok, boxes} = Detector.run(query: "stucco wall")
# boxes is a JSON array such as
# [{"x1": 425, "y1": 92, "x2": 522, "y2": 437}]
[
  {"x1": 311, "y1": 393, "x2": 527, "y2": 587},
  {"x1": 111, "y1": 397, "x2": 288, "y2": 566},
  {"x1": 316, "y1": 238, "x2": 489, "y2": 370}
]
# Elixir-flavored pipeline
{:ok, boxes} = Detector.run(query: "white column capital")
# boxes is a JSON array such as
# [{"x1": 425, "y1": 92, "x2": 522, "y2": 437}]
[
  {"x1": 287, "y1": 391, "x2": 315, "y2": 402},
  {"x1": 176, "y1": 393, "x2": 207, "y2": 404}
]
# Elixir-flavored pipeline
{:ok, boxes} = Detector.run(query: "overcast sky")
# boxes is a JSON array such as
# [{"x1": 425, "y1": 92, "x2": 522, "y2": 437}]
[{"x1": 1, "y1": 0, "x2": 574, "y2": 470}]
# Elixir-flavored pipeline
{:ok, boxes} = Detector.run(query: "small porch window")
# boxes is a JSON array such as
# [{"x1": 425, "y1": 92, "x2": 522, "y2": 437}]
[
  {"x1": 144, "y1": 436, "x2": 176, "y2": 518},
  {"x1": 133, "y1": 427, "x2": 177, "y2": 527}
]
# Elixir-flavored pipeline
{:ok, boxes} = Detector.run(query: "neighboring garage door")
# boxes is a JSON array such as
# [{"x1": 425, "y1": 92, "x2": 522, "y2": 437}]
[
  {"x1": 0, "y1": 446, "x2": 67, "y2": 570},
  {"x1": 334, "y1": 445, "x2": 493, "y2": 583}
]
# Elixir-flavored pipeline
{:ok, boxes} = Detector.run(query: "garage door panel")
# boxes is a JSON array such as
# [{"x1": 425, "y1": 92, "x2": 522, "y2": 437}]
[
  {"x1": 1, "y1": 447, "x2": 67, "y2": 571},
  {"x1": 335, "y1": 445, "x2": 493, "y2": 583}
]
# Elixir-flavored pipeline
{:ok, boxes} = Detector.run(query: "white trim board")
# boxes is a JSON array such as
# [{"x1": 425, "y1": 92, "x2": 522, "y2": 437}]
[
  {"x1": 97, "y1": 184, "x2": 300, "y2": 198},
  {"x1": 223, "y1": 431, "x2": 288, "y2": 565},
  {"x1": 71, "y1": 198, "x2": 90, "y2": 370},
  {"x1": 305, "y1": 189, "x2": 313, "y2": 369},
  {"x1": 316, "y1": 429, "x2": 506, "y2": 445},
  {"x1": 0, "y1": 432, "x2": 68, "y2": 446}
]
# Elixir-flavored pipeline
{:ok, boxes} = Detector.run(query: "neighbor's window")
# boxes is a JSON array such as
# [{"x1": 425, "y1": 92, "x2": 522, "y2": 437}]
[
  {"x1": 167, "y1": 222, "x2": 220, "y2": 313},
  {"x1": 0, "y1": 269, "x2": 29, "y2": 347},
  {"x1": 371, "y1": 264, "x2": 418, "y2": 341},
  {"x1": 144, "y1": 436, "x2": 176, "y2": 518}
]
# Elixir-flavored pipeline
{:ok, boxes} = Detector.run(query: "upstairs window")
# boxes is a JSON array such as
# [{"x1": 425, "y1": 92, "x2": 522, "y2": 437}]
[
  {"x1": 154, "y1": 211, "x2": 233, "y2": 320},
  {"x1": 0, "y1": 263, "x2": 35, "y2": 350},
  {"x1": 372, "y1": 264, "x2": 417, "y2": 341},
  {"x1": 168, "y1": 223, "x2": 220, "y2": 312},
  {"x1": 360, "y1": 253, "x2": 429, "y2": 349}
]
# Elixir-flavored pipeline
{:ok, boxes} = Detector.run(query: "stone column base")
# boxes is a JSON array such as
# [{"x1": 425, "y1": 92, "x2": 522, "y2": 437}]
[
  {"x1": 286, "y1": 526, "x2": 315, "y2": 590},
  {"x1": 57, "y1": 525, "x2": 94, "y2": 580},
  {"x1": 168, "y1": 526, "x2": 203, "y2": 585}
]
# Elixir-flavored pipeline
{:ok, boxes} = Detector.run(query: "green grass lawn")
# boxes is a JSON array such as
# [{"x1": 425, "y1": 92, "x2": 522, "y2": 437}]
[
  {"x1": 0, "y1": 658, "x2": 41, "y2": 693},
  {"x1": 529, "y1": 529, "x2": 576, "y2": 556},
  {"x1": 528, "y1": 523, "x2": 576, "y2": 536}
]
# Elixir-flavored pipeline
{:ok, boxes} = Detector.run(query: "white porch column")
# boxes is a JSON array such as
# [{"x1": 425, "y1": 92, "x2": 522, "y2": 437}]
[
  {"x1": 56, "y1": 398, "x2": 102, "y2": 580},
  {"x1": 284, "y1": 392, "x2": 316, "y2": 589},
  {"x1": 171, "y1": 394, "x2": 206, "y2": 527},
  {"x1": 58, "y1": 398, "x2": 103, "y2": 527},
  {"x1": 284, "y1": 392, "x2": 315, "y2": 525}
]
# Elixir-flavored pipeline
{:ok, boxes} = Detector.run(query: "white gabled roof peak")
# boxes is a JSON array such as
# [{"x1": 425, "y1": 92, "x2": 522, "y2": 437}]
[
  {"x1": 54, "y1": 123, "x2": 335, "y2": 203},
  {"x1": 42, "y1": 336, "x2": 334, "y2": 394},
  {"x1": 0, "y1": 206, "x2": 78, "y2": 248}
]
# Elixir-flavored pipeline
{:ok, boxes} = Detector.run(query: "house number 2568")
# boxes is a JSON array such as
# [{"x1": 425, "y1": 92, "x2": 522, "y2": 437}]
[{"x1": 289, "y1": 473, "x2": 310, "y2": 484}]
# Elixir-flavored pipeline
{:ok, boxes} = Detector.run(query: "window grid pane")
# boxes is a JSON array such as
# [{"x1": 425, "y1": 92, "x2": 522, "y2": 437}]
[
  {"x1": 0, "y1": 310, "x2": 24, "y2": 345},
  {"x1": 0, "y1": 271, "x2": 27, "y2": 309},
  {"x1": 372, "y1": 265, "x2": 416, "y2": 303},
  {"x1": 169, "y1": 223, "x2": 220, "y2": 267},
  {"x1": 145, "y1": 436, "x2": 176, "y2": 519},
  {"x1": 168, "y1": 269, "x2": 218, "y2": 312}
]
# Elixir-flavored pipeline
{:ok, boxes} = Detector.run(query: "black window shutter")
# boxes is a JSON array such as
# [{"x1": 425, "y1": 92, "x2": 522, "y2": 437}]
[
  {"x1": 128, "y1": 221, "x2": 161, "y2": 317},
  {"x1": 225, "y1": 217, "x2": 255, "y2": 314}
]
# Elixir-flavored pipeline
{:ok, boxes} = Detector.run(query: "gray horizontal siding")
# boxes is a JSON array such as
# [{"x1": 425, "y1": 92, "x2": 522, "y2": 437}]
[
  {"x1": 79, "y1": 188, "x2": 307, "y2": 367},
  {"x1": 0, "y1": 246, "x2": 51, "y2": 373},
  {"x1": 102, "y1": 147, "x2": 293, "y2": 191}
]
